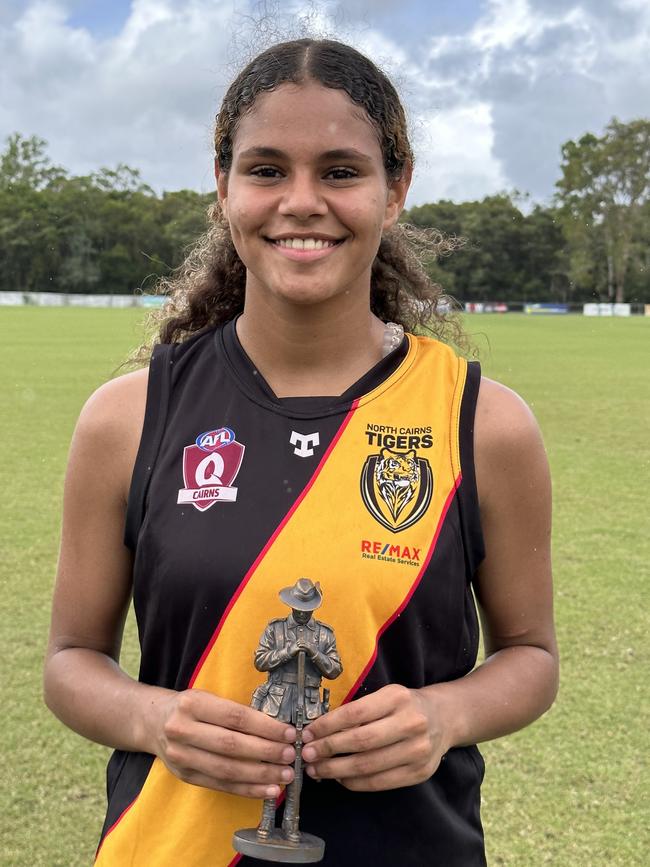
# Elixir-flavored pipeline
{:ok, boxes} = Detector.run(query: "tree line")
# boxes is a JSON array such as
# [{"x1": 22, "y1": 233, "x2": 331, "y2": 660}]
[{"x1": 1, "y1": 118, "x2": 648, "y2": 303}]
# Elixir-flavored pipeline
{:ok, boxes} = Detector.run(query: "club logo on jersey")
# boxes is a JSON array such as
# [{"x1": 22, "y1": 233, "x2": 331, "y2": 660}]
[
  {"x1": 360, "y1": 447, "x2": 433, "y2": 533},
  {"x1": 177, "y1": 427, "x2": 245, "y2": 512},
  {"x1": 290, "y1": 431, "x2": 320, "y2": 458}
]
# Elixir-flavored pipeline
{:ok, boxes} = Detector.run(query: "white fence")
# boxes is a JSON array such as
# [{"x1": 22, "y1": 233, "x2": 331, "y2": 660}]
[
  {"x1": 583, "y1": 303, "x2": 631, "y2": 317},
  {"x1": 463, "y1": 301, "x2": 644, "y2": 316},
  {"x1": 0, "y1": 291, "x2": 166, "y2": 308},
  {"x1": 0, "y1": 292, "x2": 646, "y2": 315}
]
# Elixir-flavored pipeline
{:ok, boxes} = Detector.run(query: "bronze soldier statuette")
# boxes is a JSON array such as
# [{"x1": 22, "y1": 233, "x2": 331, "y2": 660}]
[{"x1": 233, "y1": 578, "x2": 343, "y2": 863}]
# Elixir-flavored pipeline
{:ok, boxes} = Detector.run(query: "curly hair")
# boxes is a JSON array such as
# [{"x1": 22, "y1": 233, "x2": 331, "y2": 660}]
[{"x1": 142, "y1": 38, "x2": 464, "y2": 356}]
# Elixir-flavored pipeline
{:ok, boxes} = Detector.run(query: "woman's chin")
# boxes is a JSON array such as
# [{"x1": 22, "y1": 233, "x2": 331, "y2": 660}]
[{"x1": 269, "y1": 285, "x2": 346, "y2": 308}]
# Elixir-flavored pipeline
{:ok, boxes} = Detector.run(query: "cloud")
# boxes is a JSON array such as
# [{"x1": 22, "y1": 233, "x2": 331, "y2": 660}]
[
  {"x1": 409, "y1": 103, "x2": 506, "y2": 205},
  {"x1": 0, "y1": 0, "x2": 648, "y2": 204},
  {"x1": 419, "y1": 0, "x2": 650, "y2": 200},
  {"x1": 0, "y1": 0, "x2": 241, "y2": 192}
]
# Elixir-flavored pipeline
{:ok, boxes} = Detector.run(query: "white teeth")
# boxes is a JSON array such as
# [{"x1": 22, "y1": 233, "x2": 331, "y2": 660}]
[{"x1": 276, "y1": 238, "x2": 337, "y2": 249}]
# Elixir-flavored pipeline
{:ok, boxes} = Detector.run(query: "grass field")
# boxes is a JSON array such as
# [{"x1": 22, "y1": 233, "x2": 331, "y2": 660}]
[{"x1": 1, "y1": 308, "x2": 648, "y2": 866}]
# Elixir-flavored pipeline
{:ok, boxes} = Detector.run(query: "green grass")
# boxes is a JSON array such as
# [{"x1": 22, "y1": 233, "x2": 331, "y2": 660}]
[{"x1": 1, "y1": 309, "x2": 648, "y2": 866}]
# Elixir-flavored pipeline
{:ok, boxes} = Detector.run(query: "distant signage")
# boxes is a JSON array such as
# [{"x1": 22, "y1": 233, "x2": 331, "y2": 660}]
[
  {"x1": 465, "y1": 302, "x2": 509, "y2": 313},
  {"x1": 524, "y1": 303, "x2": 569, "y2": 315},
  {"x1": 0, "y1": 292, "x2": 161, "y2": 308},
  {"x1": 583, "y1": 303, "x2": 631, "y2": 317}
]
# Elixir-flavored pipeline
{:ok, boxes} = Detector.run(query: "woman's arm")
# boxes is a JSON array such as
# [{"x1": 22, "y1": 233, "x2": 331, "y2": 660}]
[
  {"x1": 301, "y1": 377, "x2": 559, "y2": 790},
  {"x1": 44, "y1": 370, "x2": 158, "y2": 751},
  {"x1": 44, "y1": 371, "x2": 296, "y2": 799}
]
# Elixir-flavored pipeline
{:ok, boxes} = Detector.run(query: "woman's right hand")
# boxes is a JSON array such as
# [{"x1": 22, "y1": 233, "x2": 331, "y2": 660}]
[{"x1": 152, "y1": 688, "x2": 297, "y2": 799}]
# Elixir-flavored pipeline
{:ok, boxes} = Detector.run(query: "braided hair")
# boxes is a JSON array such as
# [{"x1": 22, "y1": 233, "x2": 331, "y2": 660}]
[{"x1": 147, "y1": 39, "x2": 463, "y2": 351}]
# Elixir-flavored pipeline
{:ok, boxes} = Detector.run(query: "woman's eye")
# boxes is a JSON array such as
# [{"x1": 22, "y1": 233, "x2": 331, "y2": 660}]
[
  {"x1": 326, "y1": 167, "x2": 358, "y2": 180},
  {"x1": 250, "y1": 166, "x2": 281, "y2": 178}
]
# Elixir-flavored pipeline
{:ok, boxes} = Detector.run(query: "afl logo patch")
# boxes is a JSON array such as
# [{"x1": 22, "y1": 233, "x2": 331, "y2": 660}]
[
  {"x1": 178, "y1": 428, "x2": 245, "y2": 512},
  {"x1": 360, "y1": 447, "x2": 433, "y2": 533},
  {"x1": 195, "y1": 427, "x2": 235, "y2": 451}
]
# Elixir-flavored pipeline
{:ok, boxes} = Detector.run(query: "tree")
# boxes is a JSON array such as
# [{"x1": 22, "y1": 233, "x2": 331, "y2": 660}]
[
  {"x1": 555, "y1": 118, "x2": 650, "y2": 303},
  {"x1": 404, "y1": 195, "x2": 570, "y2": 303},
  {"x1": 0, "y1": 132, "x2": 66, "y2": 192}
]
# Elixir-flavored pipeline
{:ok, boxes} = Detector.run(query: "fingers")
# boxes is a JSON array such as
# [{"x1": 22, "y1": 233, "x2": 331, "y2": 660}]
[
  {"x1": 305, "y1": 731, "x2": 433, "y2": 784},
  {"x1": 300, "y1": 684, "x2": 441, "y2": 792},
  {"x1": 168, "y1": 718, "x2": 296, "y2": 766},
  {"x1": 303, "y1": 685, "x2": 406, "y2": 744},
  {"x1": 302, "y1": 714, "x2": 404, "y2": 762},
  {"x1": 175, "y1": 769, "x2": 284, "y2": 800},
  {"x1": 157, "y1": 690, "x2": 298, "y2": 799},
  {"x1": 165, "y1": 742, "x2": 294, "y2": 789},
  {"x1": 339, "y1": 762, "x2": 434, "y2": 792},
  {"x1": 189, "y1": 691, "x2": 296, "y2": 742}
]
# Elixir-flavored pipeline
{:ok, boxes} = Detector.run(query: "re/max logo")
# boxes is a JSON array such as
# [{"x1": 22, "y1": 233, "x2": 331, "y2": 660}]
[{"x1": 361, "y1": 540, "x2": 421, "y2": 561}]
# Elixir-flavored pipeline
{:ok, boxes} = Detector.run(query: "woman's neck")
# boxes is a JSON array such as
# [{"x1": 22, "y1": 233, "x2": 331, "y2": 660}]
[{"x1": 236, "y1": 295, "x2": 387, "y2": 398}]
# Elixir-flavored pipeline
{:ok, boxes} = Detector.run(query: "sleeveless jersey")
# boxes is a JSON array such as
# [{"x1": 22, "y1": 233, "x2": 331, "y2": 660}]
[{"x1": 96, "y1": 318, "x2": 486, "y2": 866}]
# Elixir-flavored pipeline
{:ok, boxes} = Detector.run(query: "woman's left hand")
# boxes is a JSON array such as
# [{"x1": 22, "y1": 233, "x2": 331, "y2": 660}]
[{"x1": 300, "y1": 684, "x2": 449, "y2": 791}]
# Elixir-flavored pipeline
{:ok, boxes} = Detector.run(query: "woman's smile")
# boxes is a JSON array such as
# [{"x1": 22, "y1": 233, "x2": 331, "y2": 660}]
[{"x1": 266, "y1": 234, "x2": 346, "y2": 262}]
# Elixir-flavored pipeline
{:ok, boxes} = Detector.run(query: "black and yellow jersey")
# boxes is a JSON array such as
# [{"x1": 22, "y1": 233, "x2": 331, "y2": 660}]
[{"x1": 96, "y1": 317, "x2": 486, "y2": 866}]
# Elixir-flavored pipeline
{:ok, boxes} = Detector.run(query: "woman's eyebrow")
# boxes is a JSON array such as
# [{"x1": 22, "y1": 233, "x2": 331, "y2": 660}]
[
  {"x1": 320, "y1": 148, "x2": 373, "y2": 163},
  {"x1": 237, "y1": 146, "x2": 372, "y2": 163}
]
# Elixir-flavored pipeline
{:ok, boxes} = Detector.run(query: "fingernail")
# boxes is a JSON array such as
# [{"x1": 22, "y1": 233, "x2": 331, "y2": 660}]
[
  {"x1": 284, "y1": 727, "x2": 297, "y2": 741},
  {"x1": 265, "y1": 785, "x2": 280, "y2": 798},
  {"x1": 302, "y1": 746, "x2": 316, "y2": 761},
  {"x1": 281, "y1": 768, "x2": 293, "y2": 782},
  {"x1": 282, "y1": 747, "x2": 295, "y2": 762},
  {"x1": 302, "y1": 729, "x2": 314, "y2": 743}
]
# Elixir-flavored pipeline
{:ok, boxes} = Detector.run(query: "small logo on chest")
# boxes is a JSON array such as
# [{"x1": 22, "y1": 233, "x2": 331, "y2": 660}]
[
  {"x1": 177, "y1": 427, "x2": 245, "y2": 512},
  {"x1": 290, "y1": 431, "x2": 320, "y2": 458}
]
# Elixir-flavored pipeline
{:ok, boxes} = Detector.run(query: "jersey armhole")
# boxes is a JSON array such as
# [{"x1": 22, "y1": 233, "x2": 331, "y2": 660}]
[
  {"x1": 457, "y1": 360, "x2": 485, "y2": 581},
  {"x1": 123, "y1": 344, "x2": 173, "y2": 550}
]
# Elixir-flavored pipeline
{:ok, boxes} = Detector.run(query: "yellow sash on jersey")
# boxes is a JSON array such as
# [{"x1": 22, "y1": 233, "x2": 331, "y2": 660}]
[{"x1": 96, "y1": 335, "x2": 467, "y2": 866}]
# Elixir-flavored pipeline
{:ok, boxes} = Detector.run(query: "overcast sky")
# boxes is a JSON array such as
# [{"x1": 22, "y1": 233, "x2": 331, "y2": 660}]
[{"x1": 1, "y1": 0, "x2": 648, "y2": 207}]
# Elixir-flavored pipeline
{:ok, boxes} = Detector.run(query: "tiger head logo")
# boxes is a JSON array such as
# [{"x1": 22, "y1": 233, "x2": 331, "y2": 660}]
[
  {"x1": 361, "y1": 447, "x2": 433, "y2": 533},
  {"x1": 374, "y1": 448, "x2": 420, "y2": 521}
]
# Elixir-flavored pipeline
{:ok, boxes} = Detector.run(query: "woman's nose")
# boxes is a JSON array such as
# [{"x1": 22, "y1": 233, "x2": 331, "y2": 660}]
[{"x1": 278, "y1": 172, "x2": 328, "y2": 219}]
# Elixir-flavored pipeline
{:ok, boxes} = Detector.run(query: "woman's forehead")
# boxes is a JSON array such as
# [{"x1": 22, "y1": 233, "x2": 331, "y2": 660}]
[{"x1": 232, "y1": 81, "x2": 381, "y2": 156}]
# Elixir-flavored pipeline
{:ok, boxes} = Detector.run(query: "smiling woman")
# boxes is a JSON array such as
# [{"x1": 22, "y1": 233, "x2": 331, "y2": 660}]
[{"x1": 44, "y1": 38, "x2": 558, "y2": 867}]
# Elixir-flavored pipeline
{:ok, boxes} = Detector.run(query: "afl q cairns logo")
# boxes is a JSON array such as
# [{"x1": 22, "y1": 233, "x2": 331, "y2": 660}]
[{"x1": 177, "y1": 427, "x2": 245, "y2": 512}]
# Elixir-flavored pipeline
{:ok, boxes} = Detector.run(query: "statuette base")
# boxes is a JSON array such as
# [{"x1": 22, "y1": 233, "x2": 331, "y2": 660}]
[{"x1": 232, "y1": 828, "x2": 325, "y2": 862}]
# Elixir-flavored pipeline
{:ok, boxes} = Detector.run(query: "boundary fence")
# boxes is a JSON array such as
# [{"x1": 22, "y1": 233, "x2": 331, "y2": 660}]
[
  {"x1": 0, "y1": 291, "x2": 166, "y2": 308},
  {"x1": 464, "y1": 301, "x2": 649, "y2": 316},
  {"x1": 1, "y1": 291, "x2": 648, "y2": 316}
]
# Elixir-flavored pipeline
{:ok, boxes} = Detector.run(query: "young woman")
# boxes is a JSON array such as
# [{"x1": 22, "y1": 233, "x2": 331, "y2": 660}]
[{"x1": 44, "y1": 39, "x2": 558, "y2": 866}]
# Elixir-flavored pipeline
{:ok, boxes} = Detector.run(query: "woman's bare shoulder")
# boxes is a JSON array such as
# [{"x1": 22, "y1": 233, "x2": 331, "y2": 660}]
[
  {"x1": 475, "y1": 376, "x2": 542, "y2": 450},
  {"x1": 71, "y1": 367, "x2": 150, "y2": 499},
  {"x1": 79, "y1": 367, "x2": 148, "y2": 438},
  {"x1": 474, "y1": 376, "x2": 549, "y2": 509}
]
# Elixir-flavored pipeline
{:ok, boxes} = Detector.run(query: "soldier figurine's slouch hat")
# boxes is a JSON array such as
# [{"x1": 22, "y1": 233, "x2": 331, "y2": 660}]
[{"x1": 279, "y1": 578, "x2": 323, "y2": 611}]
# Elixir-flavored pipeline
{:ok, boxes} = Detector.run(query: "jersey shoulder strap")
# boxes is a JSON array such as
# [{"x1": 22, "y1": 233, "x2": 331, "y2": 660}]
[
  {"x1": 456, "y1": 359, "x2": 485, "y2": 580},
  {"x1": 124, "y1": 343, "x2": 174, "y2": 550}
]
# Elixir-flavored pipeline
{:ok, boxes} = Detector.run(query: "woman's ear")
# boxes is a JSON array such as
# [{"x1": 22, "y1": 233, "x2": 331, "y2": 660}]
[
  {"x1": 382, "y1": 160, "x2": 413, "y2": 232},
  {"x1": 214, "y1": 157, "x2": 228, "y2": 218}
]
